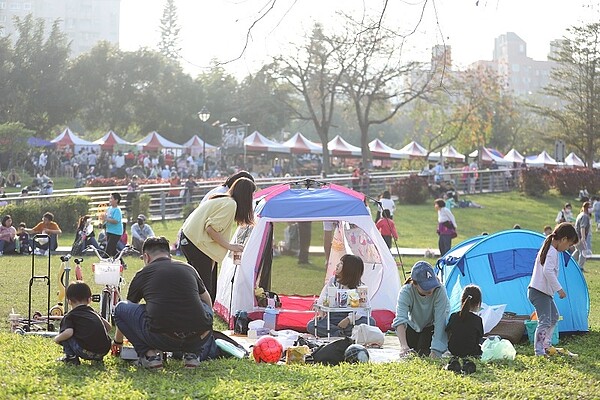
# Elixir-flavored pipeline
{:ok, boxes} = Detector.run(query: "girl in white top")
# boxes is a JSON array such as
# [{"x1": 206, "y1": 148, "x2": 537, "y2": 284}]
[
  {"x1": 377, "y1": 190, "x2": 396, "y2": 220},
  {"x1": 528, "y1": 222, "x2": 578, "y2": 356},
  {"x1": 434, "y1": 198, "x2": 457, "y2": 256}
]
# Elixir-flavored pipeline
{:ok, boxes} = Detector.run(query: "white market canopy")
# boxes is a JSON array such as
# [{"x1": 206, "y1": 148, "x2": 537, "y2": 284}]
[
  {"x1": 503, "y1": 148, "x2": 525, "y2": 164},
  {"x1": 244, "y1": 131, "x2": 290, "y2": 154},
  {"x1": 469, "y1": 147, "x2": 508, "y2": 164},
  {"x1": 182, "y1": 135, "x2": 217, "y2": 150},
  {"x1": 428, "y1": 145, "x2": 465, "y2": 162},
  {"x1": 526, "y1": 150, "x2": 558, "y2": 167},
  {"x1": 368, "y1": 138, "x2": 407, "y2": 159},
  {"x1": 133, "y1": 131, "x2": 184, "y2": 151},
  {"x1": 282, "y1": 132, "x2": 323, "y2": 154},
  {"x1": 327, "y1": 135, "x2": 362, "y2": 157},
  {"x1": 398, "y1": 141, "x2": 428, "y2": 158},
  {"x1": 564, "y1": 152, "x2": 585, "y2": 167}
]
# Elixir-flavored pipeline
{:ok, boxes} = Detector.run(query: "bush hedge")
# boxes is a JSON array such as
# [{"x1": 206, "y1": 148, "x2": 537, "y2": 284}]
[
  {"x1": 391, "y1": 175, "x2": 429, "y2": 204},
  {"x1": 549, "y1": 168, "x2": 600, "y2": 196},
  {"x1": 520, "y1": 168, "x2": 551, "y2": 197},
  {"x1": 0, "y1": 196, "x2": 89, "y2": 231}
]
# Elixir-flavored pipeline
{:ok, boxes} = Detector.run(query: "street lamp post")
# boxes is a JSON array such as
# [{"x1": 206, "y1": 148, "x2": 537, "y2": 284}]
[{"x1": 198, "y1": 106, "x2": 210, "y2": 179}]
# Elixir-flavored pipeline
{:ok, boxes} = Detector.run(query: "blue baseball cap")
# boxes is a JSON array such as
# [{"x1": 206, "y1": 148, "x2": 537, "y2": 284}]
[{"x1": 411, "y1": 261, "x2": 440, "y2": 291}]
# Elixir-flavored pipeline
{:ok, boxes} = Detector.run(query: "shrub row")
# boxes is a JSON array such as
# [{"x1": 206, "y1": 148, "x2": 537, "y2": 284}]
[{"x1": 0, "y1": 196, "x2": 90, "y2": 231}]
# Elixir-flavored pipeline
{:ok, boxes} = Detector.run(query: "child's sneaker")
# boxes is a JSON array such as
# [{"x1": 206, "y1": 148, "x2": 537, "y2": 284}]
[
  {"x1": 137, "y1": 353, "x2": 163, "y2": 369},
  {"x1": 183, "y1": 353, "x2": 200, "y2": 368},
  {"x1": 461, "y1": 359, "x2": 477, "y2": 375},
  {"x1": 57, "y1": 355, "x2": 81, "y2": 366},
  {"x1": 444, "y1": 357, "x2": 462, "y2": 374}
]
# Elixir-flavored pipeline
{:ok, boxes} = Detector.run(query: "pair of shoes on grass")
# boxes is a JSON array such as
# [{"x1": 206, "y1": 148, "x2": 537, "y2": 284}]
[
  {"x1": 444, "y1": 357, "x2": 476, "y2": 375},
  {"x1": 137, "y1": 353, "x2": 163, "y2": 369},
  {"x1": 183, "y1": 353, "x2": 200, "y2": 368},
  {"x1": 57, "y1": 355, "x2": 80, "y2": 366}
]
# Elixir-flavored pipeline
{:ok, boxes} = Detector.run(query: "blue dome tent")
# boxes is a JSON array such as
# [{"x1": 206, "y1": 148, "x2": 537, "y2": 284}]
[{"x1": 437, "y1": 229, "x2": 589, "y2": 334}]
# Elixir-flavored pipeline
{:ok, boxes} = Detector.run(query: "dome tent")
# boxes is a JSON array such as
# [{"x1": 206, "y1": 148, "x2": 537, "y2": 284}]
[
  {"x1": 214, "y1": 181, "x2": 401, "y2": 333},
  {"x1": 436, "y1": 229, "x2": 589, "y2": 334}
]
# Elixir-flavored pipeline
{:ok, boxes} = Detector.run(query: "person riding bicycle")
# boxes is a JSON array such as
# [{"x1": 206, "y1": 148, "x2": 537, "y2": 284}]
[{"x1": 112, "y1": 236, "x2": 217, "y2": 370}]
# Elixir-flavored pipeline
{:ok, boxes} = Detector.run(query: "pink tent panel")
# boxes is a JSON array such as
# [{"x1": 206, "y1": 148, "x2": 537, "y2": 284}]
[
  {"x1": 133, "y1": 131, "x2": 183, "y2": 151},
  {"x1": 282, "y1": 132, "x2": 323, "y2": 154},
  {"x1": 327, "y1": 135, "x2": 362, "y2": 157},
  {"x1": 398, "y1": 141, "x2": 427, "y2": 158},
  {"x1": 244, "y1": 131, "x2": 290, "y2": 153},
  {"x1": 368, "y1": 139, "x2": 407, "y2": 159},
  {"x1": 93, "y1": 130, "x2": 132, "y2": 150}
]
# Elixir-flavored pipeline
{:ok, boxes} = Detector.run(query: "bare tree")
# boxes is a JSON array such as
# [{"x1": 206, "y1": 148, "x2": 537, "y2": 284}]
[
  {"x1": 337, "y1": 16, "x2": 435, "y2": 167},
  {"x1": 274, "y1": 24, "x2": 350, "y2": 175}
]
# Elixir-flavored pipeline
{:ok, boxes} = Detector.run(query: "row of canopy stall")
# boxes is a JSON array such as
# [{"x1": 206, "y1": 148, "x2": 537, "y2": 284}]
[{"x1": 36, "y1": 128, "x2": 590, "y2": 167}]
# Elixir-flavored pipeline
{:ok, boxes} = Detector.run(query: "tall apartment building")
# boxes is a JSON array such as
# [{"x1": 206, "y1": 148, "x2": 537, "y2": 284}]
[
  {"x1": 472, "y1": 32, "x2": 557, "y2": 97},
  {"x1": 0, "y1": 0, "x2": 120, "y2": 56}
]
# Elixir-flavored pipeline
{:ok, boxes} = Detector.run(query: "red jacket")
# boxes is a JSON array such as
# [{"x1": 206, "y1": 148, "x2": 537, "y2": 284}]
[{"x1": 376, "y1": 218, "x2": 398, "y2": 239}]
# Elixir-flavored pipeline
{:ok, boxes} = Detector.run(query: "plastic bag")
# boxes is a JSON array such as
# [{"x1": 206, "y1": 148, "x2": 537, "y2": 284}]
[
  {"x1": 351, "y1": 324, "x2": 385, "y2": 348},
  {"x1": 481, "y1": 335, "x2": 516, "y2": 362},
  {"x1": 478, "y1": 303, "x2": 507, "y2": 334}
]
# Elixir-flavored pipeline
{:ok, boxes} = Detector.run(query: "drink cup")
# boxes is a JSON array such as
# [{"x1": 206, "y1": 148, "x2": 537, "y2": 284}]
[
  {"x1": 233, "y1": 251, "x2": 242, "y2": 265},
  {"x1": 327, "y1": 287, "x2": 337, "y2": 308},
  {"x1": 357, "y1": 285, "x2": 368, "y2": 307},
  {"x1": 336, "y1": 290, "x2": 349, "y2": 308}
]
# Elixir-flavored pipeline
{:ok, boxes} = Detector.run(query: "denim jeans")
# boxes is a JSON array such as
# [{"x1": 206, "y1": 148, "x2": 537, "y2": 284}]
[
  {"x1": 61, "y1": 337, "x2": 106, "y2": 361},
  {"x1": 307, "y1": 313, "x2": 375, "y2": 337},
  {"x1": 528, "y1": 287, "x2": 559, "y2": 356},
  {"x1": 113, "y1": 300, "x2": 217, "y2": 360}
]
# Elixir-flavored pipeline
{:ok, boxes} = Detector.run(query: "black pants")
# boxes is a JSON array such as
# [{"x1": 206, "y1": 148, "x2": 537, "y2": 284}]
[
  {"x1": 298, "y1": 221, "x2": 312, "y2": 263},
  {"x1": 406, "y1": 325, "x2": 434, "y2": 356},
  {"x1": 106, "y1": 233, "x2": 121, "y2": 258},
  {"x1": 180, "y1": 233, "x2": 218, "y2": 304}
]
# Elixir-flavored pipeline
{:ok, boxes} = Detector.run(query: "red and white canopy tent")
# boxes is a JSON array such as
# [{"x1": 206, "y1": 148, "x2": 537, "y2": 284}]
[
  {"x1": 368, "y1": 138, "x2": 407, "y2": 159},
  {"x1": 282, "y1": 132, "x2": 323, "y2": 154},
  {"x1": 564, "y1": 152, "x2": 585, "y2": 167},
  {"x1": 327, "y1": 135, "x2": 362, "y2": 157},
  {"x1": 503, "y1": 148, "x2": 525, "y2": 164},
  {"x1": 50, "y1": 127, "x2": 100, "y2": 152},
  {"x1": 428, "y1": 145, "x2": 465, "y2": 162},
  {"x1": 244, "y1": 131, "x2": 290, "y2": 154},
  {"x1": 133, "y1": 131, "x2": 184, "y2": 153},
  {"x1": 93, "y1": 130, "x2": 133, "y2": 151},
  {"x1": 182, "y1": 135, "x2": 218, "y2": 157},
  {"x1": 398, "y1": 141, "x2": 428, "y2": 159}
]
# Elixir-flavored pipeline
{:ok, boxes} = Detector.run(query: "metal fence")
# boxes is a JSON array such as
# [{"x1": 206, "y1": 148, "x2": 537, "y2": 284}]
[{"x1": 1, "y1": 167, "x2": 518, "y2": 221}]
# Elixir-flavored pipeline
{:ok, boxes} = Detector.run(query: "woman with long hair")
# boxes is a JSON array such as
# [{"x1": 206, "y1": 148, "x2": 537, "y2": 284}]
[
  {"x1": 180, "y1": 177, "x2": 256, "y2": 303},
  {"x1": 0, "y1": 215, "x2": 17, "y2": 255},
  {"x1": 572, "y1": 201, "x2": 591, "y2": 271}
]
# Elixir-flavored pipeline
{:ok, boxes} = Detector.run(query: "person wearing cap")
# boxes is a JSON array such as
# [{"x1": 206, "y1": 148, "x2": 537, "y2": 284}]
[
  {"x1": 131, "y1": 214, "x2": 155, "y2": 252},
  {"x1": 392, "y1": 261, "x2": 449, "y2": 358}
]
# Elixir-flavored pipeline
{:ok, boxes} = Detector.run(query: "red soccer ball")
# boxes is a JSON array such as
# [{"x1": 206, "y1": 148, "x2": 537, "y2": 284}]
[{"x1": 252, "y1": 336, "x2": 283, "y2": 363}]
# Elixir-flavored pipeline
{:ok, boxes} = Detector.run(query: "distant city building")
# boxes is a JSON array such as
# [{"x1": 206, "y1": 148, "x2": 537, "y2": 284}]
[
  {"x1": 0, "y1": 0, "x2": 120, "y2": 57},
  {"x1": 470, "y1": 32, "x2": 558, "y2": 97}
]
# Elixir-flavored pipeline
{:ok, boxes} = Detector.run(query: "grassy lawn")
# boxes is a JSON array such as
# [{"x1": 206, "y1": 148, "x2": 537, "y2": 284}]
[{"x1": 0, "y1": 190, "x2": 599, "y2": 398}]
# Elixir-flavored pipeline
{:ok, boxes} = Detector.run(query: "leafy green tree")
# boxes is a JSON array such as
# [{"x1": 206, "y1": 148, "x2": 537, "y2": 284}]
[
  {"x1": 0, "y1": 122, "x2": 35, "y2": 168},
  {"x1": 158, "y1": 0, "x2": 181, "y2": 61},
  {"x1": 538, "y1": 22, "x2": 600, "y2": 167},
  {"x1": 3, "y1": 15, "x2": 74, "y2": 134}
]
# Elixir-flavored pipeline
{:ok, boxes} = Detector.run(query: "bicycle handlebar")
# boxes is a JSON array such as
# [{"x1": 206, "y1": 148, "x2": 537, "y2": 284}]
[{"x1": 85, "y1": 245, "x2": 136, "y2": 262}]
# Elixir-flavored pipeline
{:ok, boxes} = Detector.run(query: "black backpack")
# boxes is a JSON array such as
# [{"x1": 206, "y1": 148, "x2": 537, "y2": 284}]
[{"x1": 307, "y1": 337, "x2": 353, "y2": 365}]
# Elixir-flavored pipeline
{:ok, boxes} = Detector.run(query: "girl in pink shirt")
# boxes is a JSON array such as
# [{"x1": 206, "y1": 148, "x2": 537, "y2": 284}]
[{"x1": 527, "y1": 222, "x2": 578, "y2": 356}]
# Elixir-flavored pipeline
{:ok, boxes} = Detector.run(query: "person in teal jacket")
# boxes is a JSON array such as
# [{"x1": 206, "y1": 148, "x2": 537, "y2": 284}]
[
  {"x1": 102, "y1": 192, "x2": 123, "y2": 258},
  {"x1": 392, "y1": 261, "x2": 449, "y2": 358}
]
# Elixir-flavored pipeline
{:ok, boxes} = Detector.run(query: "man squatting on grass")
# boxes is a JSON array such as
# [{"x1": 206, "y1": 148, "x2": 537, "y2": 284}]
[{"x1": 112, "y1": 236, "x2": 218, "y2": 369}]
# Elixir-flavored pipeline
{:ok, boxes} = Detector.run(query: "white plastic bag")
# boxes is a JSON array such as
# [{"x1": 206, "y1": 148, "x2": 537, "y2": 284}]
[
  {"x1": 478, "y1": 303, "x2": 507, "y2": 334},
  {"x1": 351, "y1": 324, "x2": 385, "y2": 348},
  {"x1": 481, "y1": 335, "x2": 516, "y2": 362}
]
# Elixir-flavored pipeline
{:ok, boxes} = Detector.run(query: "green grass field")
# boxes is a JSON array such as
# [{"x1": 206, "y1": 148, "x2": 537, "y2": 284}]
[{"x1": 0, "y1": 190, "x2": 599, "y2": 399}]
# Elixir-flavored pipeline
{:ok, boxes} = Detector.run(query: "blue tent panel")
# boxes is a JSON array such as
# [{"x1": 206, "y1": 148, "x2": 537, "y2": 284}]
[
  {"x1": 439, "y1": 229, "x2": 589, "y2": 334},
  {"x1": 27, "y1": 137, "x2": 54, "y2": 147}
]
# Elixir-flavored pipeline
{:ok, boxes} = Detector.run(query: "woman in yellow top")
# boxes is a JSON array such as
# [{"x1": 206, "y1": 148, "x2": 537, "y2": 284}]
[{"x1": 180, "y1": 177, "x2": 256, "y2": 303}]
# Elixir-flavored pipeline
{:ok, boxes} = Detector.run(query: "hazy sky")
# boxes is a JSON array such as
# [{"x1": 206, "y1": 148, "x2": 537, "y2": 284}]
[{"x1": 119, "y1": 0, "x2": 597, "y2": 77}]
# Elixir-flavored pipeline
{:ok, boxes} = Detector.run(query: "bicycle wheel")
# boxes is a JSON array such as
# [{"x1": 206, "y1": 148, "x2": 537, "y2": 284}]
[{"x1": 100, "y1": 289, "x2": 111, "y2": 322}]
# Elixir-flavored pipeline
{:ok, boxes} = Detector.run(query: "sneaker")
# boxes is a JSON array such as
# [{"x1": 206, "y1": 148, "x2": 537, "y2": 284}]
[
  {"x1": 444, "y1": 357, "x2": 462, "y2": 374},
  {"x1": 183, "y1": 353, "x2": 200, "y2": 368},
  {"x1": 137, "y1": 353, "x2": 163, "y2": 369},
  {"x1": 57, "y1": 355, "x2": 81, "y2": 366},
  {"x1": 461, "y1": 359, "x2": 477, "y2": 375}
]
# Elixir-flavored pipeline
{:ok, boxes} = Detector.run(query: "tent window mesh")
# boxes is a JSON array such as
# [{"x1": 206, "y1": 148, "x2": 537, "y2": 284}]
[{"x1": 488, "y1": 248, "x2": 537, "y2": 283}]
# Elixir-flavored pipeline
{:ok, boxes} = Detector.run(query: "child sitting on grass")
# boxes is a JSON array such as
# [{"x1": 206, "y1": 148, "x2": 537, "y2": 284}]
[
  {"x1": 16, "y1": 222, "x2": 31, "y2": 255},
  {"x1": 444, "y1": 285, "x2": 483, "y2": 374},
  {"x1": 54, "y1": 282, "x2": 111, "y2": 365}
]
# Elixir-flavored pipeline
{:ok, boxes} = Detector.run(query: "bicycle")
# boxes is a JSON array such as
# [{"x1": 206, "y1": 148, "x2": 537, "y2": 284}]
[{"x1": 86, "y1": 245, "x2": 137, "y2": 324}]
